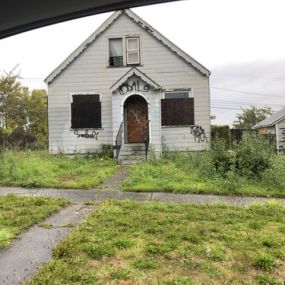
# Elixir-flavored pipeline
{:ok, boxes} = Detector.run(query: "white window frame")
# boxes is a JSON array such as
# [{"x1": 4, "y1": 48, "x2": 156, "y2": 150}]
[
  {"x1": 108, "y1": 38, "x2": 124, "y2": 67},
  {"x1": 126, "y1": 37, "x2": 141, "y2": 65},
  {"x1": 162, "y1": 89, "x2": 193, "y2": 99}
]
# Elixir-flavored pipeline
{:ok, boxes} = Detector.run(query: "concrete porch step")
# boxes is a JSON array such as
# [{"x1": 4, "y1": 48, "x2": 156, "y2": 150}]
[
  {"x1": 118, "y1": 143, "x2": 147, "y2": 165},
  {"x1": 119, "y1": 150, "x2": 145, "y2": 156},
  {"x1": 118, "y1": 157, "x2": 146, "y2": 165}
]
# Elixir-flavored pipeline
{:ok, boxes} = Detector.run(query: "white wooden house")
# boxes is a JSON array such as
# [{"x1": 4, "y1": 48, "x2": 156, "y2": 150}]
[
  {"x1": 253, "y1": 107, "x2": 285, "y2": 154},
  {"x1": 45, "y1": 9, "x2": 211, "y2": 163}
]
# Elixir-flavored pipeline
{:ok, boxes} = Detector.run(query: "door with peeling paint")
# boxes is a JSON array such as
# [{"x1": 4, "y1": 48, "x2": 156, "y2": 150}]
[{"x1": 124, "y1": 95, "x2": 148, "y2": 143}]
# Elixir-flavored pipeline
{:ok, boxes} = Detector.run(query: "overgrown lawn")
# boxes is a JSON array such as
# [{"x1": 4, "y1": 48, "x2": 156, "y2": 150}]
[
  {"x1": 0, "y1": 151, "x2": 116, "y2": 189},
  {"x1": 28, "y1": 200, "x2": 285, "y2": 284},
  {"x1": 122, "y1": 152, "x2": 285, "y2": 198},
  {"x1": 0, "y1": 195, "x2": 69, "y2": 249}
]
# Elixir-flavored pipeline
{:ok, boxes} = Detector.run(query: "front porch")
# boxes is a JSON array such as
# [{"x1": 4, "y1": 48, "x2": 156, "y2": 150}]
[{"x1": 111, "y1": 67, "x2": 162, "y2": 164}]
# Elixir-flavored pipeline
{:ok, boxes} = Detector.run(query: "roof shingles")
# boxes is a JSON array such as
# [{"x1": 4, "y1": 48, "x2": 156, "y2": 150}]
[{"x1": 253, "y1": 107, "x2": 285, "y2": 129}]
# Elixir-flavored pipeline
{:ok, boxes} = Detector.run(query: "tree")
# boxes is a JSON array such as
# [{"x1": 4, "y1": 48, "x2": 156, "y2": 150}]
[
  {"x1": 0, "y1": 73, "x2": 48, "y2": 147},
  {"x1": 233, "y1": 106, "x2": 272, "y2": 129},
  {"x1": 0, "y1": 73, "x2": 29, "y2": 131},
  {"x1": 26, "y1": 89, "x2": 48, "y2": 143}
]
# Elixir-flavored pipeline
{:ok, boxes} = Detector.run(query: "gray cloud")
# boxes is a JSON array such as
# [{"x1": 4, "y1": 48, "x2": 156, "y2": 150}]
[{"x1": 210, "y1": 60, "x2": 285, "y2": 125}]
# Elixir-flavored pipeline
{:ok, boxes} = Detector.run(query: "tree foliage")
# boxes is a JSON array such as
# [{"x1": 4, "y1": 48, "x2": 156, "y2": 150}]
[
  {"x1": 0, "y1": 73, "x2": 47, "y2": 147},
  {"x1": 233, "y1": 106, "x2": 272, "y2": 129}
]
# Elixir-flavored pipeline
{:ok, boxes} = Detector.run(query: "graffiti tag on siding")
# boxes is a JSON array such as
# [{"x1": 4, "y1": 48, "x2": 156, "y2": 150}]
[
  {"x1": 190, "y1": 125, "x2": 207, "y2": 143},
  {"x1": 74, "y1": 130, "x2": 99, "y2": 140},
  {"x1": 119, "y1": 80, "x2": 150, "y2": 95}
]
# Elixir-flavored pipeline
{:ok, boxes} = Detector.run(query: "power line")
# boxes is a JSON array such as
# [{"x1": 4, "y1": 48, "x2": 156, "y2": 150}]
[
  {"x1": 211, "y1": 86, "x2": 285, "y2": 98},
  {"x1": 212, "y1": 101, "x2": 285, "y2": 109},
  {"x1": 212, "y1": 106, "x2": 242, "y2": 110}
]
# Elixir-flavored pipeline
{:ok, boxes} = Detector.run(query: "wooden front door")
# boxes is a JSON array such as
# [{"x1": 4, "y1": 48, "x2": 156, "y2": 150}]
[{"x1": 125, "y1": 95, "x2": 148, "y2": 143}]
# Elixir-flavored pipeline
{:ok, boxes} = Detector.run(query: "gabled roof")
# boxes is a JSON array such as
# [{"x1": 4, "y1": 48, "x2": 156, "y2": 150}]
[
  {"x1": 110, "y1": 67, "x2": 160, "y2": 92},
  {"x1": 45, "y1": 9, "x2": 210, "y2": 84},
  {"x1": 253, "y1": 107, "x2": 285, "y2": 129}
]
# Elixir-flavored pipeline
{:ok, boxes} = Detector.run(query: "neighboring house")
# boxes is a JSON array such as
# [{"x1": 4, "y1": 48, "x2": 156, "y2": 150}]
[
  {"x1": 253, "y1": 107, "x2": 285, "y2": 154},
  {"x1": 45, "y1": 9, "x2": 211, "y2": 163}
]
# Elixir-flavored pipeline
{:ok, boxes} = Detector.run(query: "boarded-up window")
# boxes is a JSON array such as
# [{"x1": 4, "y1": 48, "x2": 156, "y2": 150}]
[
  {"x1": 161, "y1": 97, "x2": 194, "y2": 126},
  {"x1": 71, "y1": 95, "x2": 101, "y2": 128}
]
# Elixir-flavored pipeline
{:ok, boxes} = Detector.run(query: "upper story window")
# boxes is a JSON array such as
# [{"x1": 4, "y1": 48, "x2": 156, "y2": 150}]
[
  {"x1": 161, "y1": 90, "x2": 194, "y2": 126},
  {"x1": 126, "y1": 37, "x2": 140, "y2": 65},
  {"x1": 109, "y1": 38, "x2": 123, "y2": 67},
  {"x1": 109, "y1": 36, "x2": 141, "y2": 67},
  {"x1": 71, "y1": 94, "x2": 102, "y2": 129}
]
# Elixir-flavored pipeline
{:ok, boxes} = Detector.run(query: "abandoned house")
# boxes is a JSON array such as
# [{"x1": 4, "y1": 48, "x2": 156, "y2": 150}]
[
  {"x1": 45, "y1": 9, "x2": 211, "y2": 163},
  {"x1": 253, "y1": 107, "x2": 285, "y2": 154}
]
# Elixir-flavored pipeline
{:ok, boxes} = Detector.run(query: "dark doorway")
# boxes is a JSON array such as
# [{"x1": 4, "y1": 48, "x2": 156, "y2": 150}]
[{"x1": 124, "y1": 95, "x2": 148, "y2": 143}]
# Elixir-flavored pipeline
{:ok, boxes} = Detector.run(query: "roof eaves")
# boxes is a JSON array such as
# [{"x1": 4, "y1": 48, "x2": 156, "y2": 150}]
[
  {"x1": 252, "y1": 123, "x2": 274, "y2": 129},
  {"x1": 45, "y1": 10, "x2": 123, "y2": 84},
  {"x1": 124, "y1": 9, "x2": 210, "y2": 77},
  {"x1": 110, "y1": 66, "x2": 160, "y2": 91}
]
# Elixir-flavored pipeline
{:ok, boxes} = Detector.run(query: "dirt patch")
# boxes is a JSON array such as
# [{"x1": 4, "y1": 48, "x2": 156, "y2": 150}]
[{"x1": 59, "y1": 176, "x2": 76, "y2": 183}]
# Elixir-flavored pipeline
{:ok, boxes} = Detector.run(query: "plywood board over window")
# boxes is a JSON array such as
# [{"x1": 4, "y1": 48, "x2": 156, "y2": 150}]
[
  {"x1": 161, "y1": 91, "x2": 194, "y2": 126},
  {"x1": 71, "y1": 94, "x2": 101, "y2": 129}
]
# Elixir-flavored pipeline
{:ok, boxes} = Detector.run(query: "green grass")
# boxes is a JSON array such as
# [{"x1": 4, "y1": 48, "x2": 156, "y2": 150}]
[
  {"x1": 122, "y1": 155, "x2": 285, "y2": 198},
  {"x1": 0, "y1": 195, "x2": 69, "y2": 249},
  {"x1": 0, "y1": 151, "x2": 117, "y2": 189},
  {"x1": 27, "y1": 200, "x2": 285, "y2": 284}
]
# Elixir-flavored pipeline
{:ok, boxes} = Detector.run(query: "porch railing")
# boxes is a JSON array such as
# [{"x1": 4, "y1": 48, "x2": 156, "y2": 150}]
[{"x1": 115, "y1": 121, "x2": 123, "y2": 158}]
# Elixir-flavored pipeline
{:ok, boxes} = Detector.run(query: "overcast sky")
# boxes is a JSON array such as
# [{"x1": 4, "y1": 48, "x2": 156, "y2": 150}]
[{"x1": 0, "y1": 0, "x2": 285, "y2": 125}]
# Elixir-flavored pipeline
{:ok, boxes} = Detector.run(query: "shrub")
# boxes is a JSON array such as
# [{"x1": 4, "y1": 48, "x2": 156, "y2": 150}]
[
  {"x1": 211, "y1": 125, "x2": 231, "y2": 148},
  {"x1": 8, "y1": 128, "x2": 36, "y2": 149},
  {"x1": 210, "y1": 140, "x2": 234, "y2": 176},
  {"x1": 234, "y1": 135, "x2": 274, "y2": 179},
  {"x1": 261, "y1": 156, "x2": 285, "y2": 190},
  {"x1": 0, "y1": 128, "x2": 8, "y2": 147}
]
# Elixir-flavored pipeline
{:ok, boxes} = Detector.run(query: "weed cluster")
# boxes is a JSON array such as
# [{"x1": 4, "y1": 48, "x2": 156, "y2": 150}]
[
  {"x1": 0, "y1": 150, "x2": 116, "y2": 189},
  {"x1": 211, "y1": 136, "x2": 274, "y2": 179},
  {"x1": 123, "y1": 135, "x2": 285, "y2": 197}
]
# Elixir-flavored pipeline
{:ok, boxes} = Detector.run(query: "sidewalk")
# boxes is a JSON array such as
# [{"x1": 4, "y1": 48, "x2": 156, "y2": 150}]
[
  {"x1": 0, "y1": 186, "x2": 284, "y2": 206},
  {"x1": 0, "y1": 168, "x2": 285, "y2": 284}
]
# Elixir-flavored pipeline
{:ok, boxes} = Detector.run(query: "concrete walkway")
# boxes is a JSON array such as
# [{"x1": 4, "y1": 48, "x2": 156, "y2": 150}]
[
  {"x1": 0, "y1": 186, "x2": 285, "y2": 206},
  {"x1": 0, "y1": 204, "x2": 95, "y2": 285},
  {"x1": 0, "y1": 168, "x2": 285, "y2": 284}
]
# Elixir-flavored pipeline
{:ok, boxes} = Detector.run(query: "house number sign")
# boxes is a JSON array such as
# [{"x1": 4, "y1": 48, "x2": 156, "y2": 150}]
[
  {"x1": 119, "y1": 80, "x2": 150, "y2": 95},
  {"x1": 74, "y1": 130, "x2": 99, "y2": 140}
]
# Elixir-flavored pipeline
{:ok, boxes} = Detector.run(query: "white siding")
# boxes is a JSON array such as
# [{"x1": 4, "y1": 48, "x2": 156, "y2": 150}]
[
  {"x1": 48, "y1": 13, "x2": 210, "y2": 154},
  {"x1": 276, "y1": 118, "x2": 285, "y2": 154}
]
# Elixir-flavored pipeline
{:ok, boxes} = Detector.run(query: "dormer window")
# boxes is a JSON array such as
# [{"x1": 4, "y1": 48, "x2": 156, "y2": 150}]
[
  {"x1": 109, "y1": 38, "x2": 123, "y2": 67},
  {"x1": 126, "y1": 37, "x2": 140, "y2": 65}
]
